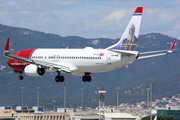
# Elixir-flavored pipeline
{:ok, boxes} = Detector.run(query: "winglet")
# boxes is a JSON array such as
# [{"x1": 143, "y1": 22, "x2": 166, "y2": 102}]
[
  {"x1": 4, "y1": 38, "x2": 10, "y2": 53},
  {"x1": 167, "y1": 38, "x2": 177, "y2": 54}
]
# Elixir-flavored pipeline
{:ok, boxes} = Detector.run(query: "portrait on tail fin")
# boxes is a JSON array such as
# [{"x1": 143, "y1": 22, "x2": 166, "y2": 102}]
[
  {"x1": 106, "y1": 7, "x2": 143, "y2": 51},
  {"x1": 121, "y1": 23, "x2": 138, "y2": 51}
]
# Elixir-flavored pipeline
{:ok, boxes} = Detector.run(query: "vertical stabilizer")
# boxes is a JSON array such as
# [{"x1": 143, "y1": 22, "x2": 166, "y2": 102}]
[{"x1": 107, "y1": 7, "x2": 143, "y2": 51}]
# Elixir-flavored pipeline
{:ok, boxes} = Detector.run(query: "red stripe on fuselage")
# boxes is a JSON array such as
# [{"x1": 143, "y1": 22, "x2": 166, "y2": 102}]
[{"x1": 7, "y1": 49, "x2": 36, "y2": 72}]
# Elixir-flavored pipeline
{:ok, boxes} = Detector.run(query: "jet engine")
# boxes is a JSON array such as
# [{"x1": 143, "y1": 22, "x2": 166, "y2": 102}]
[{"x1": 24, "y1": 64, "x2": 45, "y2": 76}]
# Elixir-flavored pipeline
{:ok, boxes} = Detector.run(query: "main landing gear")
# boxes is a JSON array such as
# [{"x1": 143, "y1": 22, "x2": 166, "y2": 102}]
[
  {"x1": 55, "y1": 72, "x2": 65, "y2": 82},
  {"x1": 17, "y1": 71, "x2": 92, "y2": 82},
  {"x1": 82, "y1": 73, "x2": 91, "y2": 82},
  {"x1": 18, "y1": 71, "x2": 23, "y2": 80}
]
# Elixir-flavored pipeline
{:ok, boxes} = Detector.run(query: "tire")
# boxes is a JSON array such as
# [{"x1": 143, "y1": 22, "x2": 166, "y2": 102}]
[
  {"x1": 59, "y1": 76, "x2": 65, "y2": 82},
  {"x1": 18, "y1": 76, "x2": 23, "y2": 80},
  {"x1": 82, "y1": 75, "x2": 91, "y2": 82},
  {"x1": 55, "y1": 76, "x2": 60, "y2": 82},
  {"x1": 87, "y1": 76, "x2": 91, "y2": 82},
  {"x1": 55, "y1": 75, "x2": 65, "y2": 82},
  {"x1": 82, "y1": 76, "x2": 86, "y2": 82}
]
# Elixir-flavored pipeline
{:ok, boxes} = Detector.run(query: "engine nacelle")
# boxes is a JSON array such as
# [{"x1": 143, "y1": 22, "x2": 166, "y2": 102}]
[{"x1": 24, "y1": 64, "x2": 45, "y2": 76}]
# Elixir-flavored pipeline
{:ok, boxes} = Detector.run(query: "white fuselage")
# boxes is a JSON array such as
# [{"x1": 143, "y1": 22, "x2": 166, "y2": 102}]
[{"x1": 30, "y1": 48, "x2": 137, "y2": 76}]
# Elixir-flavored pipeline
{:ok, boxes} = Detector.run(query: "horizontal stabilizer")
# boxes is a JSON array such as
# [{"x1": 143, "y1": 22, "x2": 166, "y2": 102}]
[
  {"x1": 138, "y1": 53, "x2": 166, "y2": 59},
  {"x1": 139, "y1": 50, "x2": 168, "y2": 55},
  {"x1": 138, "y1": 39, "x2": 177, "y2": 60}
]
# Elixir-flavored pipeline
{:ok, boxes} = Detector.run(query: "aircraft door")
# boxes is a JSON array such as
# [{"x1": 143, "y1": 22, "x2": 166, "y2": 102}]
[{"x1": 106, "y1": 52, "x2": 112, "y2": 65}]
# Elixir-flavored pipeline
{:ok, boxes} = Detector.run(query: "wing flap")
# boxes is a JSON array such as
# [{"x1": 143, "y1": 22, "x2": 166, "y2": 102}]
[
  {"x1": 52, "y1": 65, "x2": 71, "y2": 72},
  {"x1": 33, "y1": 60, "x2": 71, "y2": 73}
]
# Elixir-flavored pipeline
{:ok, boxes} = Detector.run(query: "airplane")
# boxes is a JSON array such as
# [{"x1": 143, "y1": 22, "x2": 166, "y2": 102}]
[{"x1": 3, "y1": 7, "x2": 177, "y2": 82}]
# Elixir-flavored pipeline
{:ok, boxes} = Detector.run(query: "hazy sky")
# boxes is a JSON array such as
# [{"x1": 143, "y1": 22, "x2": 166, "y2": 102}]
[{"x1": 0, "y1": 0, "x2": 180, "y2": 39}]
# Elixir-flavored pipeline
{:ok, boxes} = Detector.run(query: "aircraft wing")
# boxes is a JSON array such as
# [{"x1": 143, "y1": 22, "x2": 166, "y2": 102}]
[
  {"x1": 138, "y1": 39, "x2": 177, "y2": 59},
  {"x1": 4, "y1": 38, "x2": 75, "y2": 73},
  {"x1": 4, "y1": 38, "x2": 35, "y2": 64}
]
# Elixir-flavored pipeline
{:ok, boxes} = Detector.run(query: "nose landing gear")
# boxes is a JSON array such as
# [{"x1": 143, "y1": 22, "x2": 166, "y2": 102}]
[{"x1": 18, "y1": 71, "x2": 23, "y2": 80}]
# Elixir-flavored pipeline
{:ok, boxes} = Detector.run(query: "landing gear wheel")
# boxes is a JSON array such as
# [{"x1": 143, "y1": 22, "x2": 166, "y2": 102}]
[
  {"x1": 55, "y1": 75, "x2": 65, "y2": 82},
  {"x1": 86, "y1": 76, "x2": 91, "y2": 82},
  {"x1": 55, "y1": 76, "x2": 59, "y2": 82},
  {"x1": 82, "y1": 75, "x2": 91, "y2": 82},
  {"x1": 18, "y1": 71, "x2": 23, "y2": 80},
  {"x1": 18, "y1": 76, "x2": 23, "y2": 80},
  {"x1": 59, "y1": 76, "x2": 65, "y2": 82},
  {"x1": 82, "y1": 76, "x2": 86, "y2": 82}
]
